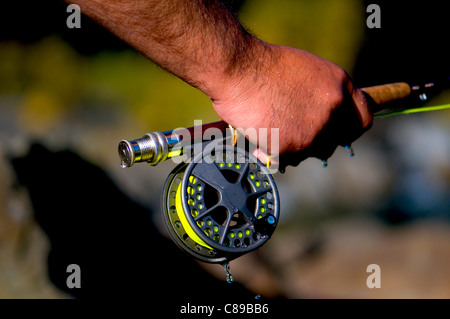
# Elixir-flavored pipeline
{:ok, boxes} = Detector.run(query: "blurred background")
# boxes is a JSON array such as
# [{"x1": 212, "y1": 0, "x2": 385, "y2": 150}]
[{"x1": 0, "y1": 0, "x2": 449, "y2": 298}]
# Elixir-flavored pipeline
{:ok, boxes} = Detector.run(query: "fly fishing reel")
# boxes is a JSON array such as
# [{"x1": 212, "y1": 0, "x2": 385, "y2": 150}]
[
  {"x1": 119, "y1": 123, "x2": 280, "y2": 263},
  {"x1": 162, "y1": 144, "x2": 279, "y2": 263}
]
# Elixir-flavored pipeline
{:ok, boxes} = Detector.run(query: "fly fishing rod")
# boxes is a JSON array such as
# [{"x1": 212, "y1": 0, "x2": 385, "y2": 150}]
[{"x1": 118, "y1": 78, "x2": 449, "y2": 264}]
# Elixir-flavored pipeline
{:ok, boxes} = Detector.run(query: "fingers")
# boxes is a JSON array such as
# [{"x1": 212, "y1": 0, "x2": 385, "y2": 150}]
[
  {"x1": 351, "y1": 87, "x2": 373, "y2": 131},
  {"x1": 251, "y1": 148, "x2": 270, "y2": 165},
  {"x1": 251, "y1": 148, "x2": 282, "y2": 173},
  {"x1": 278, "y1": 86, "x2": 373, "y2": 171}
]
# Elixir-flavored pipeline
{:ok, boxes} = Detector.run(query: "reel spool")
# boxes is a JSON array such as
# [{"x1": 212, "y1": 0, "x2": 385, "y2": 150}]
[{"x1": 163, "y1": 144, "x2": 280, "y2": 263}]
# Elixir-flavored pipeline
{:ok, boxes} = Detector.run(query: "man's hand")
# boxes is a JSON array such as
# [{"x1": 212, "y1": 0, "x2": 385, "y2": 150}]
[
  {"x1": 65, "y1": 0, "x2": 372, "y2": 168},
  {"x1": 212, "y1": 42, "x2": 373, "y2": 167}
]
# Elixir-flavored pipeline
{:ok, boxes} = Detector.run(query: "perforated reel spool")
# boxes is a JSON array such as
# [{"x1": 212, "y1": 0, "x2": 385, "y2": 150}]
[{"x1": 163, "y1": 145, "x2": 280, "y2": 263}]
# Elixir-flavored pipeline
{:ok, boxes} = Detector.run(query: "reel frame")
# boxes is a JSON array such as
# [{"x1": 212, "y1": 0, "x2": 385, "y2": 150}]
[{"x1": 163, "y1": 144, "x2": 280, "y2": 264}]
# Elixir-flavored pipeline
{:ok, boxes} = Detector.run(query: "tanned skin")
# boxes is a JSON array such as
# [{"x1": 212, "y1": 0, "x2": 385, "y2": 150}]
[{"x1": 65, "y1": 0, "x2": 372, "y2": 167}]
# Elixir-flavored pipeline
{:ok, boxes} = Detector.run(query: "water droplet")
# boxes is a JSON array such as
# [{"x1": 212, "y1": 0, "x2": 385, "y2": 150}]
[
  {"x1": 344, "y1": 145, "x2": 355, "y2": 158},
  {"x1": 322, "y1": 160, "x2": 328, "y2": 168},
  {"x1": 222, "y1": 263, "x2": 234, "y2": 284}
]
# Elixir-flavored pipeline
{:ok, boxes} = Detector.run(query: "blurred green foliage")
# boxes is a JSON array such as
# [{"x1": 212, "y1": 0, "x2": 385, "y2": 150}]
[
  {"x1": 0, "y1": 38, "x2": 215, "y2": 134},
  {"x1": 239, "y1": 0, "x2": 365, "y2": 73}
]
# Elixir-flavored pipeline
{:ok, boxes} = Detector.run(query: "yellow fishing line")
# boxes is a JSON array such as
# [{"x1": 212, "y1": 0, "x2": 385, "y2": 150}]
[{"x1": 175, "y1": 183, "x2": 213, "y2": 249}]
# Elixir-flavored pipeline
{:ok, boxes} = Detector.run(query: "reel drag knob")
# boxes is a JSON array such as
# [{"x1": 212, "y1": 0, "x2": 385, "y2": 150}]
[{"x1": 163, "y1": 145, "x2": 280, "y2": 263}]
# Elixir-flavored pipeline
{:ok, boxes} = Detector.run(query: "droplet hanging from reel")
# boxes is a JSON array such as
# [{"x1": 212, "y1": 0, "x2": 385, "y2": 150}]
[{"x1": 162, "y1": 144, "x2": 280, "y2": 263}]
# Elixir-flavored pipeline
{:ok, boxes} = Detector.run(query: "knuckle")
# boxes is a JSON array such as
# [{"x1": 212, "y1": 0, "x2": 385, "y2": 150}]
[
  {"x1": 327, "y1": 88, "x2": 346, "y2": 109},
  {"x1": 326, "y1": 69, "x2": 349, "y2": 108}
]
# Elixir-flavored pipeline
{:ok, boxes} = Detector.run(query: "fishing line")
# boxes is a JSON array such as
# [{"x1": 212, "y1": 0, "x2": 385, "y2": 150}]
[{"x1": 374, "y1": 104, "x2": 450, "y2": 118}]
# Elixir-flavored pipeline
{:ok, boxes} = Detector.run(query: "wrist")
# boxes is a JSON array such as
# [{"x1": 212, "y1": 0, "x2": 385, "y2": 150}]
[{"x1": 199, "y1": 36, "x2": 274, "y2": 104}]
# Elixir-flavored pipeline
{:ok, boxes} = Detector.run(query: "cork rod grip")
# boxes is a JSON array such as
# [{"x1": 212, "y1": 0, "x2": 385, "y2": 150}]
[{"x1": 361, "y1": 82, "x2": 412, "y2": 113}]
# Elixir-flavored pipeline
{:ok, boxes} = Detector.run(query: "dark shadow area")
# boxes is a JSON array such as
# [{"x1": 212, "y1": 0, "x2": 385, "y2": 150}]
[
  {"x1": 10, "y1": 143, "x2": 258, "y2": 299},
  {"x1": 0, "y1": 0, "x2": 246, "y2": 55},
  {"x1": 354, "y1": 1, "x2": 450, "y2": 86},
  {"x1": 354, "y1": 1, "x2": 450, "y2": 226},
  {"x1": 0, "y1": 1, "x2": 130, "y2": 55}
]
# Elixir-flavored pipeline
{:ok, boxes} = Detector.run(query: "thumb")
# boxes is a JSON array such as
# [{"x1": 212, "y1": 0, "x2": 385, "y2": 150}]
[{"x1": 251, "y1": 148, "x2": 280, "y2": 174}]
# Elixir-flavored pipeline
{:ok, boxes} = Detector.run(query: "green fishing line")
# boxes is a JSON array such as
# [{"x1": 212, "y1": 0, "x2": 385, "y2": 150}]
[{"x1": 374, "y1": 104, "x2": 450, "y2": 118}]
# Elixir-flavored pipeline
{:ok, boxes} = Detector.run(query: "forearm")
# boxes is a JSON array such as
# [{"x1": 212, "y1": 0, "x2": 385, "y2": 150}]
[
  {"x1": 65, "y1": 0, "x2": 372, "y2": 165},
  {"x1": 65, "y1": 0, "x2": 264, "y2": 100}
]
